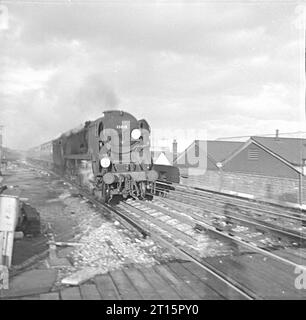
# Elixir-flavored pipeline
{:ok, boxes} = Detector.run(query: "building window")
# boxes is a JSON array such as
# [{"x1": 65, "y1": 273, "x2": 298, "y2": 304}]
[{"x1": 248, "y1": 147, "x2": 259, "y2": 161}]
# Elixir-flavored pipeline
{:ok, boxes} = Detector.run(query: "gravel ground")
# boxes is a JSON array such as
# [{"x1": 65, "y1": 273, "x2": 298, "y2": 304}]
[{"x1": 50, "y1": 193, "x2": 177, "y2": 288}]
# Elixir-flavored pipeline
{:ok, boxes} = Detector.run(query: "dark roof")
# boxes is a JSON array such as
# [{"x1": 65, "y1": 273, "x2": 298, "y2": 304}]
[
  {"x1": 206, "y1": 141, "x2": 244, "y2": 163},
  {"x1": 175, "y1": 140, "x2": 243, "y2": 163},
  {"x1": 251, "y1": 136, "x2": 306, "y2": 165}
]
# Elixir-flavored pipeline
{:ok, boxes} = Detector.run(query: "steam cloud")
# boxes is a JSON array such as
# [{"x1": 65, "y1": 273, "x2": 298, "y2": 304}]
[
  {"x1": 76, "y1": 74, "x2": 119, "y2": 111},
  {"x1": 1, "y1": 72, "x2": 120, "y2": 150}
]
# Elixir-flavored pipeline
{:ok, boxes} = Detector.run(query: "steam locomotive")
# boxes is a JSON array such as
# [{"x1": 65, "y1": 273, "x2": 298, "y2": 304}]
[{"x1": 27, "y1": 110, "x2": 179, "y2": 203}]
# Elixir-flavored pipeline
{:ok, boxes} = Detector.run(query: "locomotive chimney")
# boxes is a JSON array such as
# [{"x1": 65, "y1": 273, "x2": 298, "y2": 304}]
[{"x1": 172, "y1": 139, "x2": 178, "y2": 164}]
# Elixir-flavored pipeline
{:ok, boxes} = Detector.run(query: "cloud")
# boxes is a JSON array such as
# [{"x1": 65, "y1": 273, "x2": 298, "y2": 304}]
[
  {"x1": 0, "y1": 64, "x2": 119, "y2": 148},
  {"x1": 0, "y1": 2, "x2": 304, "y2": 150}
]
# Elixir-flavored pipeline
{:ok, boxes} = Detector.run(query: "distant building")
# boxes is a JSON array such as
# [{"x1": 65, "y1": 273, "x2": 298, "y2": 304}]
[
  {"x1": 153, "y1": 152, "x2": 172, "y2": 165},
  {"x1": 0, "y1": 147, "x2": 20, "y2": 163},
  {"x1": 223, "y1": 136, "x2": 306, "y2": 179},
  {"x1": 174, "y1": 140, "x2": 243, "y2": 175},
  {"x1": 152, "y1": 150, "x2": 173, "y2": 165},
  {"x1": 151, "y1": 144, "x2": 174, "y2": 166},
  {"x1": 174, "y1": 135, "x2": 306, "y2": 205}
]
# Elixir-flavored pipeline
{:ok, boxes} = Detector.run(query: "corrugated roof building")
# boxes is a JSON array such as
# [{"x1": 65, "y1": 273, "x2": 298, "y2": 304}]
[
  {"x1": 174, "y1": 140, "x2": 243, "y2": 174},
  {"x1": 223, "y1": 136, "x2": 306, "y2": 178},
  {"x1": 175, "y1": 135, "x2": 306, "y2": 205}
]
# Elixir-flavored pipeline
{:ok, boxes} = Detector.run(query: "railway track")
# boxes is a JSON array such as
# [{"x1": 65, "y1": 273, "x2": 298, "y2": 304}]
[
  {"x1": 114, "y1": 200, "x2": 256, "y2": 299},
  {"x1": 115, "y1": 198, "x2": 306, "y2": 299},
  {"x1": 22, "y1": 161, "x2": 255, "y2": 299},
  {"x1": 122, "y1": 198, "x2": 306, "y2": 267},
  {"x1": 163, "y1": 182, "x2": 306, "y2": 221},
  {"x1": 21, "y1": 161, "x2": 306, "y2": 299},
  {"x1": 154, "y1": 182, "x2": 306, "y2": 247}
]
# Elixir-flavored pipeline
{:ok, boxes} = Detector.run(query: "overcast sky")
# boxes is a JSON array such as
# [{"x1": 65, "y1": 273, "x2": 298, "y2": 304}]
[{"x1": 0, "y1": 1, "x2": 305, "y2": 151}]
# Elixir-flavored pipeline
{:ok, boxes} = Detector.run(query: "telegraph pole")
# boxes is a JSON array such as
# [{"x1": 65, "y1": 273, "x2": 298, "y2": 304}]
[
  {"x1": 299, "y1": 7, "x2": 306, "y2": 206},
  {"x1": 302, "y1": 9, "x2": 306, "y2": 206},
  {"x1": 0, "y1": 125, "x2": 3, "y2": 176}
]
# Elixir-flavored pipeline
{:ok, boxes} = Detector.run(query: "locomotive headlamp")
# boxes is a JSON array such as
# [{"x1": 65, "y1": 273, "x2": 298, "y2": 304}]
[
  {"x1": 131, "y1": 128, "x2": 141, "y2": 140},
  {"x1": 100, "y1": 157, "x2": 111, "y2": 168}
]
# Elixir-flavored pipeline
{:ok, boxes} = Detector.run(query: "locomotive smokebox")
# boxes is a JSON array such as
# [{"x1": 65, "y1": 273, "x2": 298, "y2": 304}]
[{"x1": 103, "y1": 172, "x2": 117, "y2": 185}]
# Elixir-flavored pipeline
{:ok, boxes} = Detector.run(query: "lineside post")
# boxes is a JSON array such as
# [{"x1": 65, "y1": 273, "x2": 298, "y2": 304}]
[{"x1": 0, "y1": 125, "x2": 3, "y2": 176}]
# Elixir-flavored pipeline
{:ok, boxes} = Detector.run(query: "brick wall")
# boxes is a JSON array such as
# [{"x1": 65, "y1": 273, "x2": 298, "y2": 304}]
[{"x1": 180, "y1": 169, "x2": 306, "y2": 205}]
